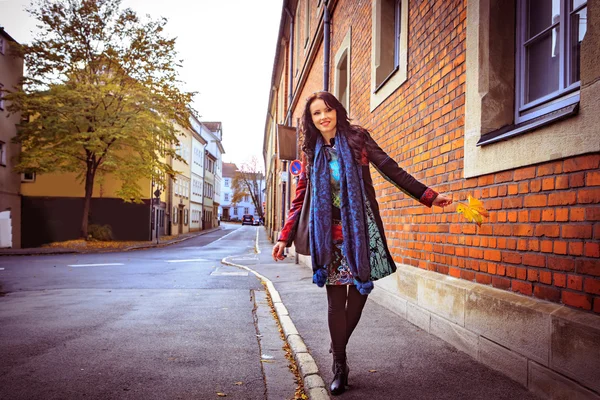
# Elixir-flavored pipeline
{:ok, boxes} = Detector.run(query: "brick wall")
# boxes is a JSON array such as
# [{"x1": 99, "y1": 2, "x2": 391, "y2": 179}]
[{"x1": 290, "y1": 0, "x2": 599, "y2": 313}]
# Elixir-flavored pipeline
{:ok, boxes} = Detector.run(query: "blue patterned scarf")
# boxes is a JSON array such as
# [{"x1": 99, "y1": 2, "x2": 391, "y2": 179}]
[{"x1": 310, "y1": 131, "x2": 373, "y2": 295}]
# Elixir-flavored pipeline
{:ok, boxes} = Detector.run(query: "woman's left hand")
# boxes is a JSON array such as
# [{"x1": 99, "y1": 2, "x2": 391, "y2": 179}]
[{"x1": 433, "y1": 194, "x2": 453, "y2": 208}]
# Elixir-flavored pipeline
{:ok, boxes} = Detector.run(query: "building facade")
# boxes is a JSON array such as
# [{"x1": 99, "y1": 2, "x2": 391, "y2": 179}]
[
  {"x1": 220, "y1": 162, "x2": 238, "y2": 221},
  {"x1": 0, "y1": 28, "x2": 23, "y2": 248},
  {"x1": 199, "y1": 122, "x2": 225, "y2": 230},
  {"x1": 170, "y1": 123, "x2": 193, "y2": 236},
  {"x1": 263, "y1": 1, "x2": 599, "y2": 397},
  {"x1": 189, "y1": 115, "x2": 207, "y2": 232}
]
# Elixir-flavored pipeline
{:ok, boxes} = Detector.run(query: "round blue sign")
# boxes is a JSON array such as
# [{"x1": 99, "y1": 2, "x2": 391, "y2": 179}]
[{"x1": 289, "y1": 159, "x2": 302, "y2": 176}]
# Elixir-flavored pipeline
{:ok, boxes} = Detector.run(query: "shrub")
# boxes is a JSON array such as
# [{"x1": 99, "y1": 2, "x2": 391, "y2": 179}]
[{"x1": 88, "y1": 224, "x2": 113, "y2": 241}]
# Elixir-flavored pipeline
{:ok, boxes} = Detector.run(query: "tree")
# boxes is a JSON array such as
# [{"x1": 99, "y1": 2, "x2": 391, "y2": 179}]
[
  {"x1": 231, "y1": 157, "x2": 265, "y2": 219},
  {"x1": 6, "y1": 0, "x2": 194, "y2": 238}
]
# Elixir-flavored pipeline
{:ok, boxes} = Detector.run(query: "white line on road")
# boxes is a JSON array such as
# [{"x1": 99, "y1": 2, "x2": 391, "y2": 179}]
[
  {"x1": 0, "y1": 268, "x2": 4, "y2": 270},
  {"x1": 211, "y1": 228, "x2": 240, "y2": 243},
  {"x1": 166, "y1": 258, "x2": 208, "y2": 263},
  {"x1": 68, "y1": 263, "x2": 125, "y2": 267}
]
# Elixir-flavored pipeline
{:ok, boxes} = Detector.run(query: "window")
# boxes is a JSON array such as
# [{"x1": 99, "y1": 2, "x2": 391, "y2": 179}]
[
  {"x1": 233, "y1": 207, "x2": 238, "y2": 216},
  {"x1": 0, "y1": 141, "x2": 6, "y2": 166},
  {"x1": 464, "y1": 0, "x2": 596, "y2": 178},
  {"x1": 295, "y1": 1, "x2": 301, "y2": 75},
  {"x1": 370, "y1": 0, "x2": 409, "y2": 110},
  {"x1": 22, "y1": 172, "x2": 36, "y2": 182},
  {"x1": 172, "y1": 207, "x2": 178, "y2": 224},
  {"x1": 335, "y1": 28, "x2": 352, "y2": 113},
  {"x1": 224, "y1": 178, "x2": 229, "y2": 187},
  {"x1": 305, "y1": 0, "x2": 311, "y2": 48},
  {"x1": 244, "y1": 207, "x2": 250, "y2": 215},
  {"x1": 224, "y1": 193, "x2": 229, "y2": 202},
  {"x1": 515, "y1": 0, "x2": 587, "y2": 124},
  {"x1": 0, "y1": 37, "x2": 4, "y2": 55},
  {"x1": 0, "y1": 83, "x2": 4, "y2": 110},
  {"x1": 184, "y1": 209, "x2": 189, "y2": 226},
  {"x1": 375, "y1": 0, "x2": 401, "y2": 89}
]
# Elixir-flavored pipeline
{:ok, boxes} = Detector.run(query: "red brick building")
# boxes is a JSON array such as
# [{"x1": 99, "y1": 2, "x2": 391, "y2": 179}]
[{"x1": 263, "y1": 1, "x2": 599, "y2": 397}]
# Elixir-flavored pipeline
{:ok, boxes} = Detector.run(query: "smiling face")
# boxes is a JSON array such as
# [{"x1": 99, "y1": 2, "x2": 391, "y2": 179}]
[{"x1": 309, "y1": 98, "x2": 337, "y2": 139}]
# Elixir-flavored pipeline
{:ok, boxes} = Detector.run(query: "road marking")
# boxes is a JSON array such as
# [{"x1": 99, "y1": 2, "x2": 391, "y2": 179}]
[
  {"x1": 68, "y1": 263, "x2": 124, "y2": 267},
  {"x1": 212, "y1": 229, "x2": 239, "y2": 243},
  {"x1": 255, "y1": 228, "x2": 261, "y2": 254},
  {"x1": 166, "y1": 258, "x2": 208, "y2": 263},
  {"x1": 0, "y1": 268, "x2": 4, "y2": 270},
  {"x1": 211, "y1": 271, "x2": 249, "y2": 276}
]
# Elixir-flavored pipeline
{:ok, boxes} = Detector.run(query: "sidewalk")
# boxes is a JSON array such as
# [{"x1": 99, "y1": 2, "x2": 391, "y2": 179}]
[
  {"x1": 241, "y1": 228, "x2": 543, "y2": 400},
  {"x1": 0, "y1": 226, "x2": 224, "y2": 256}
]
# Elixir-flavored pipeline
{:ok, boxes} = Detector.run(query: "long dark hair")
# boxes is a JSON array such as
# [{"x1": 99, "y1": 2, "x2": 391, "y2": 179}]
[{"x1": 300, "y1": 91, "x2": 366, "y2": 166}]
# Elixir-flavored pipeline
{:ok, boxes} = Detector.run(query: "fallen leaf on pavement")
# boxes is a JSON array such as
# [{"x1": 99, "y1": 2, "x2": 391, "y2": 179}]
[
  {"x1": 216, "y1": 392, "x2": 227, "y2": 397},
  {"x1": 368, "y1": 369, "x2": 377, "y2": 373},
  {"x1": 234, "y1": 382, "x2": 243, "y2": 386}
]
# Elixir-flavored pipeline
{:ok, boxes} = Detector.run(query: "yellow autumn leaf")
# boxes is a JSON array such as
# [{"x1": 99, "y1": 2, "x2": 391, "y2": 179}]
[
  {"x1": 216, "y1": 393, "x2": 227, "y2": 397},
  {"x1": 456, "y1": 195, "x2": 489, "y2": 226},
  {"x1": 234, "y1": 382, "x2": 243, "y2": 386}
]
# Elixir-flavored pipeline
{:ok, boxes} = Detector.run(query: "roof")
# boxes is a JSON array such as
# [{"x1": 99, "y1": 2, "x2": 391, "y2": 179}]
[
  {"x1": 0, "y1": 27, "x2": 19, "y2": 44},
  {"x1": 202, "y1": 122, "x2": 222, "y2": 133},
  {"x1": 222, "y1": 162, "x2": 239, "y2": 178}
]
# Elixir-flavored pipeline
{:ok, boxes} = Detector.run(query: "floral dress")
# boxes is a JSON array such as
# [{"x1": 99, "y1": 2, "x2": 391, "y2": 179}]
[
  {"x1": 324, "y1": 143, "x2": 403, "y2": 285},
  {"x1": 323, "y1": 144, "x2": 354, "y2": 285}
]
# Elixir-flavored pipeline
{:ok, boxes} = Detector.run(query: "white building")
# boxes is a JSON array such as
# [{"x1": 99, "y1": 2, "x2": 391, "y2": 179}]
[
  {"x1": 220, "y1": 162, "x2": 237, "y2": 220},
  {"x1": 221, "y1": 162, "x2": 265, "y2": 222},
  {"x1": 189, "y1": 114, "x2": 207, "y2": 232},
  {"x1": 198, "y1": 122, "x2": 224, "y2": 229}
]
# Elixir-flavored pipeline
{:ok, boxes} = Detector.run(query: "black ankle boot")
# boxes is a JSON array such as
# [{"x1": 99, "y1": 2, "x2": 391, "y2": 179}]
[{"x1": 330, "y1": 360, "x2": 349, "y2": 396}]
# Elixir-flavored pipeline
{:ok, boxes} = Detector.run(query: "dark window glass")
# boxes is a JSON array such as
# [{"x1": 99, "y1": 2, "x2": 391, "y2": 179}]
[
  {"x1": 517, "y1": 0, "x2": 587, "y2": 122},
  {"x1": 375, "y1": 0, "x2": 401, "y2": 89}
]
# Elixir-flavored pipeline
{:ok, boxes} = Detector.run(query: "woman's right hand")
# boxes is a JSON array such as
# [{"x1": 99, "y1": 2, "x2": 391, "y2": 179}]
[{"x1": 272, "y1": 241, "x2": 287, "y2": 261}]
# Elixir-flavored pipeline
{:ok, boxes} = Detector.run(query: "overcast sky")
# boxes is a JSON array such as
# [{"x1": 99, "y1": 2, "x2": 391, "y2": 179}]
[{"x1": 0, "y1": 0, "x2": 283, "y2": 167}]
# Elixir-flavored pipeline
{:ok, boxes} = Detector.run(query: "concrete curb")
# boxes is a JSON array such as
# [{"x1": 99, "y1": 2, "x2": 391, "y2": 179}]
[
  {"x1": 221, "y1": 232, "x2": 331, "y2": 400},
  {"x1": 0, "y1": 227, "x2": 224, "y2": 256}
]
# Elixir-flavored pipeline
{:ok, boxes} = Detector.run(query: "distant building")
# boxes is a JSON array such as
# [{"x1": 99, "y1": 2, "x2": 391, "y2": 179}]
[
  {"x1": 197, "y1": 122, "x2": 225, "y2": 229},
  {"x1": 169, "y1": 123, "x2": 193, "y2": 236},
  {"x1": 220, "y1": 162, "x2": 238, "y2": 221},
  {"x1": 189, "y1": 115, "x2": 207, "y2": 232},
  {"x1": 0, "y1": 28, "x2": 24, "y2": 248}
]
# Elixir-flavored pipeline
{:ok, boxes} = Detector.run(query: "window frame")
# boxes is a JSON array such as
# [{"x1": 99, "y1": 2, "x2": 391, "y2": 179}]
[
  {"x1": 370, "y1": 0, "x2": 409, "y2": 111},
  {"x1": 22, "y1": 172, "x2": 36, "y2": 182},
  {"x1": 304, "y1": 0, "x2": 311, "y2": 49},
  {"x1": 334, "y1": 28, "x2": 352, "y2": 114},
  {"x1": 0, "y1": 141, "x2": 6, "y2": 166},
  {"x1": 0, "y1": 83, "x2": 5, "y2": 111},
  {"x1": 514, "y1": 0, "x2": 587, "y2": 124}
]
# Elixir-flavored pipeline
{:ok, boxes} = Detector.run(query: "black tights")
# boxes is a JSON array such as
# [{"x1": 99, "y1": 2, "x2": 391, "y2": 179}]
[{"x1": 326, "y1": 285, "x2": 368, "y2": 361}]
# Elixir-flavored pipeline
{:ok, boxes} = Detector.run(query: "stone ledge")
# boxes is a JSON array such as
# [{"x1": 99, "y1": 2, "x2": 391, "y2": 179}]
[{"x1": 370, "y1": 263, "x2": 600, "y2": 399}]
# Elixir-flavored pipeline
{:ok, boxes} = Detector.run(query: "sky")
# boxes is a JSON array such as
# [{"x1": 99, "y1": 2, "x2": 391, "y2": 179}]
[{"x1": 0, "y1": 0, "x2": 284, "y2": 167}]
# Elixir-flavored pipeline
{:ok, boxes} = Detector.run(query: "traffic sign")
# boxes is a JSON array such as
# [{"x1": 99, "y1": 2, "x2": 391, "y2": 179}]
[{"x1": 289, "y1": 159, "x2": 302, "y2": 176}]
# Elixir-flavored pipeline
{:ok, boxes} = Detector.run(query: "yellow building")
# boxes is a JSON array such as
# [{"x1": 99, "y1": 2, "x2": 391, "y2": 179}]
[{"x1": 169, "y1": 123, "x2": 193, "y2": 235}]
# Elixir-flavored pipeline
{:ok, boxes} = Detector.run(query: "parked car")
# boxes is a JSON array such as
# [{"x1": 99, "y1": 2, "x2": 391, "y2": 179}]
[{"x1": 241, "y1": 214, "x2": 254, "y2": 226}]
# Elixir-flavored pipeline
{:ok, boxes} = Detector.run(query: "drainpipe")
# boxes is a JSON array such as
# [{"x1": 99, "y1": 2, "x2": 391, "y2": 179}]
[
  {"x1": 282, "y1": 5, "x2": 295, "y2": 237},
  {"x1": 285, "y1": 6, "x2": 294, "y2": 125},
  {"x1": 323, "y1": 1, "x2": 331, "y2": 91}
]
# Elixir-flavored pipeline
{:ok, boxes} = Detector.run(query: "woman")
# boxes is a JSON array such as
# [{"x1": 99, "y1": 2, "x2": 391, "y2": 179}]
[{"x1": 272, "y1": 92, "x2": 452, "y2": 396}]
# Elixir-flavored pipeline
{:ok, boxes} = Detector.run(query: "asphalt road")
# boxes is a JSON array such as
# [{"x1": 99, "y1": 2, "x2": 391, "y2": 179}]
[{"x1": 0, "y1": 224, "x2": 295, "y2": 400}]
